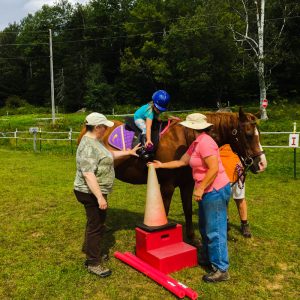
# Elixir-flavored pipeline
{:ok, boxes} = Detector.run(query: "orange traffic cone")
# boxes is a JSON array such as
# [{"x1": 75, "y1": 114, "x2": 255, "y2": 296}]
[{"x1": 143, "y1": 164, "x2": 168, "y2": 227}]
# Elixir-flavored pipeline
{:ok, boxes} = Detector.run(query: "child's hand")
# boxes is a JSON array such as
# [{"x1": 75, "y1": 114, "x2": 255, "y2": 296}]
[
  {"x1": 147, "y1": 160, "x2": 162, "y2": 168},
  {"x1": 145, "y1": 140, "x2": 153, "y2": 148}
]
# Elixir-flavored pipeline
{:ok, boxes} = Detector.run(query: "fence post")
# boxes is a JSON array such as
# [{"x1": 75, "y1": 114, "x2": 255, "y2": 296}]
[
  {"x1": 293, "y1": 122, "x2": 297, "y2": 180},
  {"x1": 33, "y1": 131, "x2": 37, "y2": 152},
  {"x1": 14, "y1": 129, "x2": 18, "y2": 148},
  {"x1": 39, "y1": 128, "x2": 42, "y2": 152},
  {"x1": 69, "y1": 128, "x2": 73, "y2": 155}
]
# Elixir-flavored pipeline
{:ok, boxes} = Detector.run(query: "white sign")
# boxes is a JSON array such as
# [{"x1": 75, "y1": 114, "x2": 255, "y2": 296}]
[
  {"x1": 29, "y1": 127, "x2": 39, "y2": 133},
  {"x1": 289, "y1": 134, "x2": 299, "y2": 148}
]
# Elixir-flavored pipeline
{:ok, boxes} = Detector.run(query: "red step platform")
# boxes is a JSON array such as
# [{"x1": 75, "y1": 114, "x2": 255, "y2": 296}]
[{"x1": 136, "y1": 224, "x2": 197, "y2": 274}]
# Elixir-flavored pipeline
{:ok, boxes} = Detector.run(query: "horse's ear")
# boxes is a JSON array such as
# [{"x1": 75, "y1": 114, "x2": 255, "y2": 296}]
[{"x1": 238, "y1": 107, "x2": 248, "y2": 122}]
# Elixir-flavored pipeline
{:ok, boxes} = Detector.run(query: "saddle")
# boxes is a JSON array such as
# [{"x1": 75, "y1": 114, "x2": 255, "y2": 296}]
[{"x1": 108, "y1": 117, "x2": 171, "y2": 153}]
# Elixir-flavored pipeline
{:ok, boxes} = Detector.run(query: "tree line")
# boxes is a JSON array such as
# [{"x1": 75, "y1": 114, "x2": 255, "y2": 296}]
[{"x1": 0, "y1": 0, "x2": 299, "y2": 113}]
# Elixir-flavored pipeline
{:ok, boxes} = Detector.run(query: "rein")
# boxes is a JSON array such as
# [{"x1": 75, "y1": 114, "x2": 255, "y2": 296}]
[
  {"x1": 230, "y1": 122, "x2": 264, "y2": 167},
  {"x1": 230, "y1": 163, "x2": 250, "y2": 188}
]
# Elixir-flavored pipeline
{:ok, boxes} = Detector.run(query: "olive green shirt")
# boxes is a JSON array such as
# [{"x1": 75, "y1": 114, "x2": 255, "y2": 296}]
[{"x1": 74, "y1": 135, "x2": 115, "y2": 194}]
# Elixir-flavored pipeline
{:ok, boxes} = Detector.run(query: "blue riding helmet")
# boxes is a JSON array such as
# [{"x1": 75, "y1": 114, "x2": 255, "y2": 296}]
[{"x1": 152, "y1": 90, "x2": 170, "y2": 112}]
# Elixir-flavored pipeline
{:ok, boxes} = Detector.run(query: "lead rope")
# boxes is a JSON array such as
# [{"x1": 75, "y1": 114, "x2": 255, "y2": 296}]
[{"x1": 230, "y1": 160, "x2": 252, "y2": 188}]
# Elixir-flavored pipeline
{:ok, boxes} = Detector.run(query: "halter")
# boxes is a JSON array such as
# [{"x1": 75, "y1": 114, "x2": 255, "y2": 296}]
[{"x1": 230, "y1": 121, "x2": 264, "y2": 167}]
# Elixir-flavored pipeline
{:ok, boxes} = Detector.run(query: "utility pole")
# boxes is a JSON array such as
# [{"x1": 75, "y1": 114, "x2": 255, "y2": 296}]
[{"x1": 49, "y1": 29, "x2": 55, "y2": 125}]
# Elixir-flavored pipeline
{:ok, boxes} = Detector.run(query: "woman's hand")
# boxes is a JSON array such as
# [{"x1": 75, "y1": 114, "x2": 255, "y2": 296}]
[
  {"x1": 193, "y1": 185, "x2": 204, "y2": 202},
  {"x1": 145, "y1": 139, "x2": 153, "y2": 148},
  {"x1": 97, "y1": 196, "x2": 108, "y2": 210},
  {"x1": 128, "y1": 143, "x2": 141, "y2": 157},
  {"x1": 147, "y1": 160, "x2": 162, "y2": 168}
]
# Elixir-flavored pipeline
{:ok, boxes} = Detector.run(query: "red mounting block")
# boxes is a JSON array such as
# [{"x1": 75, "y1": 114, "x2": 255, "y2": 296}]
[{"x1": 135, "y1": 224, "x2": 197, "y2": 274}]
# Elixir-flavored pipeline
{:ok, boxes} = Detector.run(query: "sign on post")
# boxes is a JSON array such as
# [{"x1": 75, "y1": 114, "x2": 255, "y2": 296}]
[
  {"x1": 262, "y1": 99, "x2": 268, "y2": 108},
  {"x1": 29, "y1": 127, "x2": 39, "y2": 152},
  {"x1": 289, "y1": 134, "x2": 299, "y2": 148},
  {"x1": 29, "y1": 127, "x2": 39, "y2": 134}
]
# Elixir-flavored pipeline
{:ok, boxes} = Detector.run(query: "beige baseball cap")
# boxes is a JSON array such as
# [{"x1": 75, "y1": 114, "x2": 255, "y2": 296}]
[
  {"x1": 179, "y1": 113, "x2": 213, "y2": 130},
  {"x1": 85, "y1": 112, "x2": 114, "y2": 127}
]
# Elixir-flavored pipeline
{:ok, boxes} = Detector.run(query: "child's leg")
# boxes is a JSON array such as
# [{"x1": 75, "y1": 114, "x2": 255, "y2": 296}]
[{"x1": 134, "y1": 119, "x2": 146, "y2": 134}]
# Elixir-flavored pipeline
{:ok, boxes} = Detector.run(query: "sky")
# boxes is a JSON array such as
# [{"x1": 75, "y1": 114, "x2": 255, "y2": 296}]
[{"x1": 0, "y1": 0, "x2": 90, "y2": 30}]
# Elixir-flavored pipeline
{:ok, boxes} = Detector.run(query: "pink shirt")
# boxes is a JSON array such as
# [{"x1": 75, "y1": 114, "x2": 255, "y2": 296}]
[{"x1": 187, "y1": 132, "x2": 229, "y2": 193}]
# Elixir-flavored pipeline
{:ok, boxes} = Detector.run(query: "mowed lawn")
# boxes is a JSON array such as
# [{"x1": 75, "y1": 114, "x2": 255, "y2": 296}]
[{"x1": 0, "y1": 148, "x2": 299, "y2": 299}]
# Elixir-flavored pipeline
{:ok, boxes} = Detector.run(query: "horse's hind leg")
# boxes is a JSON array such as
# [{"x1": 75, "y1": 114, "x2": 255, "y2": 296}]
[
  {"x1": 160, "y1": 184, "x2": 175, "y2": 216},
  {"x1": 179, "y1": 181, "x2": 197, "y2": 245}
]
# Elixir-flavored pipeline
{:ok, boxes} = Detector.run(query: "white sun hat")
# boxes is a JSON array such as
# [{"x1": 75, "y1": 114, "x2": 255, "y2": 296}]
[
  {"x1": 179, "y1": 113, "x2": 213, "y2": 130},
  {"x1": 85, "y1": 112, "x2": 114, "y2": 127}
]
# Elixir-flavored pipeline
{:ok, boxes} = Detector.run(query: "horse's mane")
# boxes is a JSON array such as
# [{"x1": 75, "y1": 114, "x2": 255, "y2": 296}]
[{"x1": 167, "y1": 111, "x2": 257, "y2": 147}]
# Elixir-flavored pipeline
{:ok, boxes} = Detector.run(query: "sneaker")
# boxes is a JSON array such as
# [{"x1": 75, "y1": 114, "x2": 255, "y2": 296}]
[
  {"x1": 202, "y1": 269, "x2": 230, "y2": 283},
  {"x1": 86, "y1": 264, "x2": 112, "y2": 278},
  {"x1": 241, "y1": 223, "x2": 252, "y2": 238}
]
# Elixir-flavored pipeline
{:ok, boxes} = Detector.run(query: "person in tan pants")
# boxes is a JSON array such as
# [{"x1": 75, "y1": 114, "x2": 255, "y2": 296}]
[{"x1": 219, "y1": 144, "x2": 251, "y2": 238}]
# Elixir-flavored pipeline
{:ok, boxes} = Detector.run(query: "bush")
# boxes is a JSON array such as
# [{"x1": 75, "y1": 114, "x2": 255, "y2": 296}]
[{"x1": 5, "y1": 96, "x2": 27, "y2": 108}]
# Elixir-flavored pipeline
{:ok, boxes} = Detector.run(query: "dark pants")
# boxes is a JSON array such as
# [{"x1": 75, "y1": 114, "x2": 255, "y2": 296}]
[{"x1": 74, "y1": 190, "x2": 107, "y2": 266}]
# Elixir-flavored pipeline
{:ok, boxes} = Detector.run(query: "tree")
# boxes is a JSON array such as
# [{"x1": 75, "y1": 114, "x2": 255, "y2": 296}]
[
  {"x1": 164, "y1": 2, "x2": 240, "y2": 107},
  {"x1": 84, "y1": 64, "x2": 115, "y2": 112},
  {"x1": 229, "y1": 0, "x2": 296, "y2": 119},
  {"x1": 0, "y1": 24, "x2": 27, "y2": 106}
]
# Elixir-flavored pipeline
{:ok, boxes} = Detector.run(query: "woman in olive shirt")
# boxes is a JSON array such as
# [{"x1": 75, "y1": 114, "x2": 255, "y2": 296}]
[{"x1": 74, "y1": 112, "x2": 140, "y2": 277}]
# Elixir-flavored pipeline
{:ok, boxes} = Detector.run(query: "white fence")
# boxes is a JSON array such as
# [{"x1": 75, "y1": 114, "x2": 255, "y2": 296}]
[
  {"x1": 0, "y1": 128, "x2": 80, "y2": 153},
  {"x1": 0, "y1": 129, "x2": 299, "y2": 151}
]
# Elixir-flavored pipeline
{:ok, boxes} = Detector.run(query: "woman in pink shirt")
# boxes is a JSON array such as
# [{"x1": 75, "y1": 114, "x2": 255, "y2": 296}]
[{"x1": 150, "y1": 113, "x2": 231, "y2": 283}]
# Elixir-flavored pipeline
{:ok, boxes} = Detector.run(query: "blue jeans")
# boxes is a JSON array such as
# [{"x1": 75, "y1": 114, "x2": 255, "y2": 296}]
[{"x1": 198, "y1": 183, "x2": 231, "y2": 271}]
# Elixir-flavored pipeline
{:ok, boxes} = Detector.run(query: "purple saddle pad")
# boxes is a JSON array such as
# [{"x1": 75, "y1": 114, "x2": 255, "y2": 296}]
[{"x1": 108, "y1": 125, "x2": 135, "y2": 150}]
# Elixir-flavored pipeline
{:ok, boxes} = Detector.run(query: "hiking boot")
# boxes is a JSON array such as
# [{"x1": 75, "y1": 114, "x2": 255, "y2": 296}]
[
  {"x1": 202, "y1": 269, "x2": 230, "y2": 283},
  {"x1": 86, "y1": 264, "x2": 112, "y2": 278},
  {"x1": 241, "y1": 223, "x2": 252, "y2": 238}
]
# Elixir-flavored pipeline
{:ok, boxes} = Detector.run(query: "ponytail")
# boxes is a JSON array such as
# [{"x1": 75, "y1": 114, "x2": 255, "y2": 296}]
[
  {"x1": 77, "y1": 125, "x2": 87, "y2": 145},
  {"x1": 77, "y1": 124, "x2": 94, "y2": 145}
]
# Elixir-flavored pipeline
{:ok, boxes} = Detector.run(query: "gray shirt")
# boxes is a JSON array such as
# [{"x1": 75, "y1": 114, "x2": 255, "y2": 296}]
[{"x1": 74, "y1": 135, "x2": 115, "y2": 194}]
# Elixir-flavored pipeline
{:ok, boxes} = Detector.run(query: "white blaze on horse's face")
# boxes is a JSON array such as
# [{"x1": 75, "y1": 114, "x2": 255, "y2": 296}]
[{"x1": 255, "y1": 127, "x2": 267, "y2": 172}]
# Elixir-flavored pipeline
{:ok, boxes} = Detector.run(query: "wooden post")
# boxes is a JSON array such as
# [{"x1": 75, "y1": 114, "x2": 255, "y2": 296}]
[
  {"x1": 69, "y1": 128, "x2": 73, "y2": 155},
  {"x1": 293, "y1": 122, "x2": 297, "y2": 180},
  {"x1": 15, "y1": 129, "x2": 18, "y2": 148},
  {"x1": 39, "y1": 128, "x2": 42, "y2": 152}
]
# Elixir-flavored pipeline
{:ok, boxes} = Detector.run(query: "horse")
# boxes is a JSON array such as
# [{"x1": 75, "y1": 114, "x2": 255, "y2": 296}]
[{"x1": 102, "y1": 108, "x2": 267, "y2": 243}]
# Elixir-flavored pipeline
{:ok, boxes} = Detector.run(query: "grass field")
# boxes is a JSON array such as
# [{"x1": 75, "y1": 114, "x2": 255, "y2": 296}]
[{"x1": 0, "y1": 147, "x2": 299, "y2": 300}]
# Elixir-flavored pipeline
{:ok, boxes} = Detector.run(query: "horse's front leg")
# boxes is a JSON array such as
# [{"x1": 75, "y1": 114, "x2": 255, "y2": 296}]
[
  {"x1": 179, "y1": 181, "x2": 199, "y2": 246},
  {"x1": 160, "y1": 183, "x2": 175, "y2": 216}
]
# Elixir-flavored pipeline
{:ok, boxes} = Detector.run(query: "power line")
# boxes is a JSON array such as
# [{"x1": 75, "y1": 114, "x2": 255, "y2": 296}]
[
  {"x1": 0, "y1": 15, "x2": 299, "y2": 47},
  {"x1": 1, "y1": 5, "x2": 298, "y2": 35},
  {"x1": 0, "y1": 55, "x2": 49, "y2": 60}
]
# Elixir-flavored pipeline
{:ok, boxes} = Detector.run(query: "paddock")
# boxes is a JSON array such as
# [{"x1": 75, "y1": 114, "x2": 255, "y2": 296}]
[{"x1": 0, "y1": 148, "x2": 298, "y2": 299}]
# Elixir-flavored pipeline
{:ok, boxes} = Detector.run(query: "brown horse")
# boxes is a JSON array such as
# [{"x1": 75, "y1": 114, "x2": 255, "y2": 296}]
[{"x1": 102, "y1": 108, "x2": 267, "y2": 242}]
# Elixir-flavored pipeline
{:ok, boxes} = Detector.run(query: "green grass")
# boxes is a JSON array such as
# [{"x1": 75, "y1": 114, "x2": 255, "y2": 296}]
[{"x1": 0, "y1": 148, "x2": 299, "y2": 299}]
